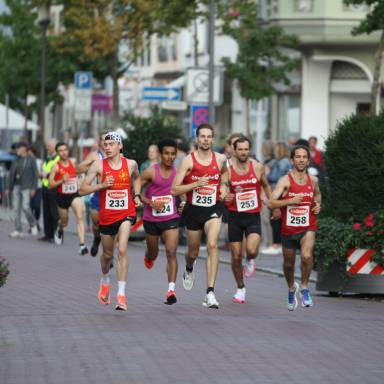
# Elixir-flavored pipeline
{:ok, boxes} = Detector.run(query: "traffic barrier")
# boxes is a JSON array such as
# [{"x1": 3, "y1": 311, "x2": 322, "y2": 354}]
[{"x1": 346, "y1": 248, "x2": 384, "y2": 275}]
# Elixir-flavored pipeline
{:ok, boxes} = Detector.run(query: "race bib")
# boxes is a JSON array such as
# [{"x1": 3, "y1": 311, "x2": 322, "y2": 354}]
[
  {"x1": 286, "y1": 205, "x2": 310, "y2": 227},
  {"x1": 106, "y1": 189, "x2": 128, "y2": 210},
  {"x1": 192, "y1": 186, "x2": 216, "y2": 207},
  {"x1": 152, "y1": 195, "x2": 174, "y2": 217},
  {"x1": 62, "y1": 178, "x2": 78, "y2": 194},
  {"x1": 236, "y1": 190, "x2": 258, "y2": 212}
]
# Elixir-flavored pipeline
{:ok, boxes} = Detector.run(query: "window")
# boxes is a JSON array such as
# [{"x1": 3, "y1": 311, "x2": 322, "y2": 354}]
[
  {"x1": 295, "y1": 0, "x2": 313, "y2": 13},
  {"x1": 331, "y1": 61, "x2": 368, "y2": 80}
]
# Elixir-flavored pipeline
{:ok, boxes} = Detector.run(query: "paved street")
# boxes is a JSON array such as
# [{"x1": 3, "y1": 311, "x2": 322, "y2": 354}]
[{"x1": 1, "y1": 219, "x2": 383, "y2": 384}]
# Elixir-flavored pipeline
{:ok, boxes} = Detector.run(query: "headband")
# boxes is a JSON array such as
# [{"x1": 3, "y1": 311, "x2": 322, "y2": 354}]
[{"x1": 104, "y1": 131, "x2": 122, "y2": 144}]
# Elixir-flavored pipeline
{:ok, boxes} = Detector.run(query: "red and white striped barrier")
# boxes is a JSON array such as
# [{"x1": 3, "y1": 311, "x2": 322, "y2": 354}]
[{"x1": 346, "y1": 248, "x2": 384, "y2": 275}]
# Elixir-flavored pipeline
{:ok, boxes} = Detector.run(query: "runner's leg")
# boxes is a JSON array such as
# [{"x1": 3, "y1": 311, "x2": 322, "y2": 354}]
[
  {"x1": 71, "y1": 197, "x2": 86, "y2": 245},
  {"x1": 161, "y1": 228, "x2": 179, "y2": 284},
  {"x1": 58, "y1": 206, "x2": 68, "y2": 230},
  {"x1": 300, "y1": 231, "x2": 315, "y2": 288},
  {"x1": 116, "y1": 220, "x2": 132, "y2": 282},
  {"x1": 231, "y1": 241, "x2": 243, "y2": 288},
  {"x1": 245, "y1": 233, "x2": 261, "y2": 261},
  {"x1": 145, "y1": 233, "x2": 159, "y2": 261},
  {"x1": 100, "y1": 235, "x2": 114, "y2": 274},
  {"x1": 185, "y1": 228, "x2": 202, "y2": 269},
  {"x1": 204, "y1": 218, "x2": 222, "y2": 288},
  {"x1": 282, "y1": 246, "x2": 296, "y2": 289}
]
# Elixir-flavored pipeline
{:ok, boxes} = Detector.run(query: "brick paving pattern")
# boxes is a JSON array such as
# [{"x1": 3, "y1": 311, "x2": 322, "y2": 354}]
[{"x1": 0, "y1": 220, "x2": 383, "y2": 384}]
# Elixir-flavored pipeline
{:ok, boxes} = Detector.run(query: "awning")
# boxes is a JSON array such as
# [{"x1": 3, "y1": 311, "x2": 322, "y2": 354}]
[{"x1": 0, "y1": 103, "x2": 39, "y2": 131}]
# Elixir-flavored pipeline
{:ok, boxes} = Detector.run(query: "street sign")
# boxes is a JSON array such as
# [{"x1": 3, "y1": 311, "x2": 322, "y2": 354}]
[
  {"x1": 186, "y1": 68, "x2": 223, "y2": 105},
  {"x1": 75, "y1": 71, "x2": 93, "y2": 90},
  {"x1": 161, "y1": 100, "x2": 187, "y2": 111},
  {"x1": 143, "y1": 87, "x2": 181, "y2": 101},
  {"x1": 190, "y1": 105, "x2": 209, "y2": 139}
]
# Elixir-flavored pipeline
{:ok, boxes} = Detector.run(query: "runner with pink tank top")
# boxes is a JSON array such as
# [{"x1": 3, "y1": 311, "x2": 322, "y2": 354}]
[{"x1": 140, "y1": 139, "x2": 181, "y2": 305}]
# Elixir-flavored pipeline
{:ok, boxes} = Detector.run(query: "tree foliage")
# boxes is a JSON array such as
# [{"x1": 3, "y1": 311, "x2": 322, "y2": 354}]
[
  {"x1": 323, "y1": 112, "x2": 384, "y2": 220},
  {"x1": 219, "y1": 0, "x2": 299, "y2": 102},
  {"x1": 121, "y1": 110, "x2": 187, "y2": 166}
]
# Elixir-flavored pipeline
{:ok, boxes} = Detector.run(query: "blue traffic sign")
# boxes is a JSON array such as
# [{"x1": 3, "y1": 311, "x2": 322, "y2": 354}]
[
  {"x1": 75, "y1": 72, "x2": 93, "y2": 90},
  {"x1": 143, "y1": 87, "x2": 181, "y2": 101},
  {"x1": 190, "y1": 105, "x2": 209, "y2": 139}
]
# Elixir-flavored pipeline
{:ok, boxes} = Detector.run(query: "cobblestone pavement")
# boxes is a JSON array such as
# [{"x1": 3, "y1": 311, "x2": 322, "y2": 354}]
[{"x1": 0, "y1": 220, "x2": 383, "y2": 384}]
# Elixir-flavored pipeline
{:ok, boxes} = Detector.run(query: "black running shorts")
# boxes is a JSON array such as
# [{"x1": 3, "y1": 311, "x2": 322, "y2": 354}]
[
  {"x1": 281, "y1": 231, "x2": 316, "y2": 249},
  {"x1": 182, "y1": 202, "x2": 223, "y2": 231},
  {"x1": 143, "y1": 218, "x2": 180, "y2": 236},
  {"x1": 57, "y1": 192, "x2": 79, "y2": 209},
  {"x1": 99, "y1": 216, "x2": 136, "y2": 236},
  {"x1": 228, "y1": 211, "x2": 261, "y2": 243}
]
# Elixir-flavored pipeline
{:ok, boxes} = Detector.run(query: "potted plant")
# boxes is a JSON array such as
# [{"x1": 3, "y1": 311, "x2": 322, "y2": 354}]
[
  {"x1": 315, "y1": 112, "x2": 384, "y2": 294},
  {"x1": 0, "y1": 257, "x2": 9, "y2": 288}
]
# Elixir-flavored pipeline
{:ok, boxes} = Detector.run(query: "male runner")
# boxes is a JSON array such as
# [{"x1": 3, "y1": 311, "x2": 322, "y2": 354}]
[
  {"x1": 171, "y1": 123, "x2": 228, "y2": 309},
  {"x1": 269, "y1": 145, "x2": 321, "y2": 311},
  {"x1": 225, "y1": 136, "x2": 275, "y2": 303},
  {"x1": 48, "y1": 142, "x2": 88, "y2": 255},
  {"x1": 140, "y1": 139, "x2": 181, "y2": 305},
  {"x1": 80, "y1": 132, "x2": 141, "y2": 311},
  {"x1": 76, "y1": 130, "x2": 110, "y2": 256}
]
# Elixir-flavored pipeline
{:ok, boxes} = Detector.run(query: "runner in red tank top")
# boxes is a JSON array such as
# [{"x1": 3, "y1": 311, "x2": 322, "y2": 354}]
[
  {"x1": 224, "y1": 136, "x2": 276, "y2": 303},
  {"x1": 269, "y1": 145, "x2": 321, "y2": 311},
  {"x1": 48, "y1": 142, "x2": 88, "y2": 255},
  {"x1": 171, "y1": 123, "x2": 229, "y2": 309},
  {"x1": 80, "y1": 132, "x2": 142, "y2": 311}
]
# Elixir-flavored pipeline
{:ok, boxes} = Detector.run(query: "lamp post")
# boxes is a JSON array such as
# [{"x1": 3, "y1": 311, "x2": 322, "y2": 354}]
[{"x1": 37, "y1": 2, "x2": 51, "y2": 146}]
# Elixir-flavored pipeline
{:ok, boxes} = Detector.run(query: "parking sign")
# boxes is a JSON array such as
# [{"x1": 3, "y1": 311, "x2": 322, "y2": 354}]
[{"x1": 75, "y1": 72, "x2": 93, "y2": 90}]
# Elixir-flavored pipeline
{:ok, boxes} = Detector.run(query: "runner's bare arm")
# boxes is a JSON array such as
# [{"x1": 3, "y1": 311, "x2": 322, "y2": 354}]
[
  {"x1": 219, "y1": 154, "x2": 229, "y2": 200},
  {"x1": 76, "y1": 151, "x2": 98, "y2": 175},
  {"x1": 269, "y1": 176, "x2": 303, "y2": 208},
  {"x1": 257, "y1": 163, "x2": 273, "y2": 199},
  {"x1": 139, "y1": 165, "x2": 155, "y2": 206},
  {"x1": 79, "y1": 160, "x2": 109, "y2": 196},
  {"x1": 311, "y1": 176, "x2": 322, "y2": 214},
  {"x1": 171, "y1": 155, "x2": 207, "y2": 196},
  {"x1": 129, "y1": 160, "x2": 142, "y2": 207},
  {"x1": 48, "y1": 164, "x2": 65, "y2": 189}
]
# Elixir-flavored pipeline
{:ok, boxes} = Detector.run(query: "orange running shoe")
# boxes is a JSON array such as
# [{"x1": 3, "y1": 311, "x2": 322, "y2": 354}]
[
  {"x1": 98, "y1": 283, "x2": 110, "y2": 305},
  {"x1": 115, "y1": 294, "x2": 127, "y2": 311},
  {"x1": 164, "y1": 290, "x2": 177, "y2": 305},
  {"x1": 144, "y1": 254, "x2": 154, "y2": 269}
]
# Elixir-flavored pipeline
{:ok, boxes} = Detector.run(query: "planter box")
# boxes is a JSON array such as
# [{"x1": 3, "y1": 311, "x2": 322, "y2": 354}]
[{"x1": 316, "y1": 249, "x2": 384, "y2": 295}]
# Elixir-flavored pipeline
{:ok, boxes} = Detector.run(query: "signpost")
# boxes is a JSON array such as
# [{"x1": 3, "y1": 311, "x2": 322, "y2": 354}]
[
  {"x1": 74, "y1": 71, "x2": 93, "y2": 122},
  {"x1": 143, "y1": 87, "x2": 181, "y2": 101},
  {"x1": 190, "y1": 105, "x2": 209, "y2": 139}
]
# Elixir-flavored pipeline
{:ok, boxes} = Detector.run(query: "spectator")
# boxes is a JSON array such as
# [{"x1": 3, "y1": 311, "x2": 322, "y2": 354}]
[
  {"x1": 29, "y1": 146, "x2": 43, "y2": 232},
  {"x1": 308, "y1": 136, "x2": 326, "y2": 182},
  {"x1": 140, "y1": 144, "x2": 159, "y2": 173},
  {"x1": 7, "y1": 142, "x2": 39, "y2": 238},
  {"x1": 174, "y1": 139, "x2": 187, "y2": 168},
  {"x1": 264, "y1": 142, "x2": 292, "y2": 255},
  {"x1": 39, "y1": 139, "x2": 59, "y2": 243}
]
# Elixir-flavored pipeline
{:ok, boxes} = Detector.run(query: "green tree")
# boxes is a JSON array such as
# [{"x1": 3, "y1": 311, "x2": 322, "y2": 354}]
[
  {"x1": 121, "y1": 110, "x2": 186, "y2": 166},
  {"x1": 54, "y1": 0, "x2": 202, "y2": 126},
  {"x1": 344, "y1": 0, "x2": 384, "y2": 114},
  {"x1": 219, "y1": 0, "x2": 298, "y2": 136}
]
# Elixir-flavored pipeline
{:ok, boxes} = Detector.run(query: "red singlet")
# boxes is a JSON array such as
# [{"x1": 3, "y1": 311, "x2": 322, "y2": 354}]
[
  {"x1": 55, "y1": 160, "x2": 78, "y2": 194},
  {"x1": 183, "y1": 152, "x2": 221, "y2": 207},
  {"x1": 227, "y1": 162, "x2": 261, "y2": 213},
  {"x1": 281, "y1": 172, "x2": 317, "y2": 235},
  {"x1": 99, "y1": 158, "x2": 136, "y2": 225}
]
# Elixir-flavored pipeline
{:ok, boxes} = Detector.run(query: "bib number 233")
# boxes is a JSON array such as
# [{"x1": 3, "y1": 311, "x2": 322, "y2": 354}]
[{"x1": 106, "y1": 190, "x2": 128, "y2": 210}]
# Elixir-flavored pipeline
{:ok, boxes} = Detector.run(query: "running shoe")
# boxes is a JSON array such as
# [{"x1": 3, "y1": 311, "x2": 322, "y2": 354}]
[
  {"x1": 164, "y1": 290, "x2": 177, "y2": 305},
  {"x1": 243, "y1": 259, "x2": 256, "y2": 278},
  {"x1": 287, "y1": 282, "x2": 299, "y2": 311},
  {"x1": 54, "y1": 228, "x2": 63, "y2": 245},
  {"x1": 115, "y1": 295, "x2": 127, "y2": 311},
  {"x1": 144, "y1": 254, "x2": 154, "y2": 269},
  {"x1": 97, "y1": 283, "x2": 110, "y2": 305},
  {"x1": 90, "y1": 237, "x2": 101, "y2": 257},
  {"x1": 202, "y1": 291, "x2": 219, "y2": 309},
  {"x1": 9, "y1": 230, "x2": 23, "y2": 238},
  {"x1": 79, "y1": 245, "x2": 89, "y2": 256},
  {"x1": 182, "y1": 269, "x2": 195, "y2": 291},
  {"x1": 232, "y1": 287, "x2": 246, "y2": 303},
  {"x1": 30, "y1": 225, "x2": 39, "y2": 236},
  {"x1": 300, "y1": 288, "x2": 314, "y2": 307}
]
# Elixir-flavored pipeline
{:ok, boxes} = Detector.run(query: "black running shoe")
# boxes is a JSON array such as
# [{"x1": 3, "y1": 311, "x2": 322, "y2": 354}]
[
  {"x1": 79, "y1": 245, "x2": 89, "y2": 256},
  {"x1": 90, "y1": 237, "x2": 101, "y2": 257},
  {"x1": 164, "y1": 291, "x2": 177, "y2": 305}
]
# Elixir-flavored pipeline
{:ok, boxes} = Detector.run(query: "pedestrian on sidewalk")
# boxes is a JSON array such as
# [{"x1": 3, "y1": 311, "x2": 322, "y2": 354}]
[
  {"x1": 7, "y1": 142, "x2": 39, "y2": 238},
  {"x1": 39, "y1": 139, "x2": 59, "y2": 243},
  {"x1": 29, "y1": 146, "x2": 43, "y2": 233}
]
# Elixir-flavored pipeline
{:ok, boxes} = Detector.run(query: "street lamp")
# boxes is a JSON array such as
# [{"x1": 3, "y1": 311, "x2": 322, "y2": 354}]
[{"x1": 37, "y1": 2, "x2": 51, "y2": 147}]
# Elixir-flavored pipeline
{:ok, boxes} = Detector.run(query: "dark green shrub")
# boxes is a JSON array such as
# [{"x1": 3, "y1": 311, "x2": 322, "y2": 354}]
[
  {"x1": 323, "y1": 113, "x2": 384, "y2": 220},
  {"x1": 121, "y1": 110, "x2": 188, "y2": 167},
  {"x1": 0, "y1": 257, "x2": 9, "y2": 287}
]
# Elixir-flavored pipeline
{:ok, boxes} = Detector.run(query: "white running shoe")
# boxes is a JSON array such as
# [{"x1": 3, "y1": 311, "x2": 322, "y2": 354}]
[
  {"x1": 54, "y1": 228, "x2": 63, "y2": 245},
  {"x1": 202, "y1": 291, "x2": 219, "y2": 309},
  {"x1": 243, "y1": 259, "x2": 256, "y2": 278},
  {"x1": 30, "y1": 225, "x2": 39, "y2": 236},
  {"x1": 232, "y1": 287, "x2": 246, "y2": 303},
  {"x1": 9, "y1": 230, "x2": 23, "y2": 239},
  {"x1": 182, "y1": 269, "x2": 195, "y2": 291},
  {"x1": 287, "y1": 282, "x2": 299, "y2": 311},
  {"x1": 261, "y1": 245, "x2": 281, "y2": 255}
]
